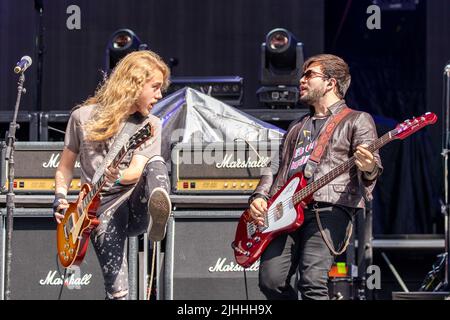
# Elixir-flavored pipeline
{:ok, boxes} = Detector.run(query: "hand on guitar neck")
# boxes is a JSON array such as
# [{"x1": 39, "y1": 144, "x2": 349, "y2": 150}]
[
  {"x1": 354, "y1": 144, "x2": 376, "y2": 173},
  {"x1": 249, "y1": 143, "x2": 377, "y2": 228},
  {"x1": 104, "y1": 166, "x2": 122, "y2": 185}
]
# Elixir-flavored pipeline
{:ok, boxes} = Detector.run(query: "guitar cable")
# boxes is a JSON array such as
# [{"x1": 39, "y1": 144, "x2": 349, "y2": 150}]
[
  {"x1": 233, "y1": 138, "x2": 267, "y2": 163},
  {"x1": 55, "y1": 253, "x2": 68, "y2": 300},
  {"x1": 146, "y1": 240, "x2": 157, "y2": 300},
  {"x1": 243, "y1": 269, "x2": 249, "y2": 300},
  {"x1": 233, "y1": 138, "x2": 264, "y2": 300}
]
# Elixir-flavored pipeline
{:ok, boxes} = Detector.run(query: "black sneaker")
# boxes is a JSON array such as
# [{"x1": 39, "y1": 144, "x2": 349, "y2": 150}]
[{"x1": 147, "y1": 187, "x2": 171, "y2": 241}]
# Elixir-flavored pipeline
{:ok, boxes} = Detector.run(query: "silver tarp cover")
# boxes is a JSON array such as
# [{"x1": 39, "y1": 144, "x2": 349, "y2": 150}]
[{"x1": 150, "y1": 87, "x2": 285, "y2": 163}]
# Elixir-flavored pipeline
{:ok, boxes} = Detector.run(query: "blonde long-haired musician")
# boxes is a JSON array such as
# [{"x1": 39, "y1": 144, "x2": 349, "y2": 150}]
[{"x1": 53, "y1": 50, "x2": 172, "y2": 300}]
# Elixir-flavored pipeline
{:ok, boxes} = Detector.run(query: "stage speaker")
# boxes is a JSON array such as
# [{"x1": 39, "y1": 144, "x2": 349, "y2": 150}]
[
  {"x1": 0, "y1": 208, "x2": 105, "y2": 300},
  {"x1": 163, "y1": 209, "x2": 265, "y2": 300}
]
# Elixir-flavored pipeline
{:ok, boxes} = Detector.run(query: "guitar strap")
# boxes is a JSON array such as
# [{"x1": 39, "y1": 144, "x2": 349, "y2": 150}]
[
  {"x1": 91, "y1": 114, "x2": 141, "y2": 185},
  {"x1": 303, "y1": 107, "x2": 354, "y2": 179}
]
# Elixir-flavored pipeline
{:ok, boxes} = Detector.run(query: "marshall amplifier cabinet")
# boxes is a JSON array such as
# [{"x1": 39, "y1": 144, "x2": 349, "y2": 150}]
[
  {"x1": 171, "y1": 141, "x2": 280, "y2": 194},
  {"x1": 163, "y1": 209, "x2": 265, "y2": 300},
  {"x1": 0, "y1": 142, "x2": 81, "y2": 194},
  {"x1": 0, "y1": 208, "x2": 105, "y2": 299}
]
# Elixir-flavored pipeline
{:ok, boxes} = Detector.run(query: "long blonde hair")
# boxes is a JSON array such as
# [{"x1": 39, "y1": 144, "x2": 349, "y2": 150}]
[{"x1": 82, "y1": 50, "x2": 170, "y2": 141}]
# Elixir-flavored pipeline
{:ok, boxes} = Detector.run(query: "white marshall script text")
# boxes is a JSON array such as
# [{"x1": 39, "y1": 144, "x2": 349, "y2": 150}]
[
  {"x1": 208, "y1": 258, "x2": 259, "y2": 273},
  {"x1": 43, "y1": 153, "x2": 81, "y2": 169},
  {"x1": 216, "y1": 155, "x2": 270, "y2": 169},
  {"x1": 39, "y1": 270, "x2": 92, "y2": 289}
]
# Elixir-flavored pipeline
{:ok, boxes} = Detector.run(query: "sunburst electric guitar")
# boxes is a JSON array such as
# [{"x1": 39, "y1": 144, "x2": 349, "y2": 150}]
[
  {"x1": 232, "y1": 112, "x2": 437, "y2": 268},
  {"x1": 57, "y1": 123, "x2": 153, "y2": 268}
]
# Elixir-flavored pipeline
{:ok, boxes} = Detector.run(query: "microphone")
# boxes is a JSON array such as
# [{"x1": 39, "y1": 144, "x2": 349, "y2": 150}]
[{"x1": 14, "y1": 56, "x2": 32, "y2": 74}]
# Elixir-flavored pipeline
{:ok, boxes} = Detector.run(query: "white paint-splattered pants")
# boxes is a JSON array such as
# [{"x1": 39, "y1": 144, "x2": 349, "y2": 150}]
[{"x1": 90, "y1": 156, "x2": 170, "y2": 300}]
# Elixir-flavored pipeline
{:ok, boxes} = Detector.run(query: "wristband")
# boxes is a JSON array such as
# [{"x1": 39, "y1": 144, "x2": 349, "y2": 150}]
[
  {"x1": 53, "y1": 193, "x2": 66, "y2": 213},
  {"x1": 114, "y1": 170, "x2": 124, "y2": 186},
  {"x1": 55, "y1": 192, "x2": 66, "y2": 200}
]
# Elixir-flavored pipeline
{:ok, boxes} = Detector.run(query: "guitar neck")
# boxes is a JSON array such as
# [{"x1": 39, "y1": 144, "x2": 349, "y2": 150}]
[
  {"x1": 81, "y1": 145, "x2": 128, "y2": 208},
  {"x1": 293, "y1": 129, "x2": 397, "y2": 205}
]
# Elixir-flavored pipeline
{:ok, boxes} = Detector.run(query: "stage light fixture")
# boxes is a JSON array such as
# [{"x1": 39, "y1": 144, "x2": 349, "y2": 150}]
[
  {"x1": 166, "y1": 76, "x2": 244, "y2": 107},
  {"x1": 256, "y1": 28, "x2": 304, "y2": 109},
  {"x1": 105, "y1": 29, "x2": 148, "y2": 72},
  {"x1": 372, "y1": 0, "x2": 419, "y2": 10}
]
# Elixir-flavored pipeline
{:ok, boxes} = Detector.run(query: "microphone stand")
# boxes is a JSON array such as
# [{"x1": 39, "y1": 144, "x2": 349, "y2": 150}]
[
  {"x1": 34, "y1": 0, "x2": 44, "y2": 112},
  {"x1": 442, "y1": 62, "x2": 450, "y2": 291},
  {"x1": 3, "y1": 72, "x2": 26, "y2": 300}
]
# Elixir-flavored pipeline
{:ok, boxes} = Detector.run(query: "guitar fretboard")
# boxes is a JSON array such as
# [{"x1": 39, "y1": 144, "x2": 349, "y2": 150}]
[
  {"x1": 292, "y1": 128, "x2": 397, "y2": 205},
  {"x1": 78, "y1": 122, "x2": 152, "y2": 211},
  {"x1": 81, "y1": 145, "x2": 128, "y2": 208}
]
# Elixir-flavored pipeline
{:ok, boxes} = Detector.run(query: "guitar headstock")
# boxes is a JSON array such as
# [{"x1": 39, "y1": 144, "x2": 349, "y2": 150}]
[
  {"x1": 127, "y1": 123, "x2": 153, "y2": 150},
  {"x1": 393, "y1": 112, "x2": 437, "y2": 140}
]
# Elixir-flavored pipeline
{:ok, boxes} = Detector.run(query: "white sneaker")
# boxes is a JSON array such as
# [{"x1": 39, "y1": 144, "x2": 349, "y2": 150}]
[{"x1": 147, "y1": 187, "x2": 171, "y2": 241}]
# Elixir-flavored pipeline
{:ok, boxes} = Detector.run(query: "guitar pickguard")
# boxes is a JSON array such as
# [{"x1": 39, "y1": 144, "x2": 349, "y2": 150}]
[{"x1": 262, "y1": 177, "x2": 299, "y2": 233}]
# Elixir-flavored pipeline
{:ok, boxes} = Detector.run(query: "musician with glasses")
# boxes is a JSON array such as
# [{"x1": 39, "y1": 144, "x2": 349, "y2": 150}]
[{"x1": 248, "y1": 54, "x2": 382, "y2": 300}]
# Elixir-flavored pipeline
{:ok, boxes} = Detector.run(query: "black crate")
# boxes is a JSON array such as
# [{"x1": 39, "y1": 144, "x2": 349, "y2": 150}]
[{"x1": 0, "y1": 111, "x2": 39, "y2": 142}]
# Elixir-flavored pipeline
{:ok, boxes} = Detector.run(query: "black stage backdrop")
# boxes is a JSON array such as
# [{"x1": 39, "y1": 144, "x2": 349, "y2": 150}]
[
  {"x1": 325, "y1": 0, "x2": 449, "y2": 234},
  {"x1": 1, "y1": 0, "x2": 449, "y2": 235},
  {"x1": 0, "y1": 0, "x2": 324, "y2": 112}
]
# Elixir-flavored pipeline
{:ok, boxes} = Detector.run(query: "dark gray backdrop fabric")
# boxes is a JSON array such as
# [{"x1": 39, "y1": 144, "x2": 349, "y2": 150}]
[
  {"x1": 0, "y1": 0, "x2": 324, "y2": 112},
  {"x1": 1, "y1": 0, "x2": 449, "y2": 235},
  {"x1": 325, "y1": 0, "x2": 447, "y2": 234}
]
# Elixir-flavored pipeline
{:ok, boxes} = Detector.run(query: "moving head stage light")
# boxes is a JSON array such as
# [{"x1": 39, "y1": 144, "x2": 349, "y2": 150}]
[
  {"x1": 106, "y1": 29, "x2": 148, "y2": 72},
  {"x1": 257, "y1": 28, "x2": 304, "y2": 109}
]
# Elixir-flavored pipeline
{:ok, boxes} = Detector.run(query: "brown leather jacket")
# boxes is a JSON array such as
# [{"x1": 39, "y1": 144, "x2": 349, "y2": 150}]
[{"x1": 252, "y1": 100, "x2": 383, "y2": 209}]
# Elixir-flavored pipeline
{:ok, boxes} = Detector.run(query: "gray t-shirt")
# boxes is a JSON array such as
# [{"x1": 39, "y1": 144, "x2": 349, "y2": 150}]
[{"x1": 64, "y1": 104, "x2": 162, "y2": 196}]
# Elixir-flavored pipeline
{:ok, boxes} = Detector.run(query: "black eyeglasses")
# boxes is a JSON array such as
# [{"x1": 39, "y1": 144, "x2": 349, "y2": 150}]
[{"x1": 301, "y1": 69, "x2": 329, "y2": 80}]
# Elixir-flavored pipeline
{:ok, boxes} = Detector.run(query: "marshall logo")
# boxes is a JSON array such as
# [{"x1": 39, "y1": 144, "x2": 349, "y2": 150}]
[
  {"x1": 43, "y1": 153, "x2": 81, "y2": 169},
  {"x1": 208, "y1": 257, "x2": 259, "y2": 272},
  {"x1": 39, "y1": 269, "x2": 92, "y2": 290},
  {"x1": 216, "y1": 154, "x2": 270, "y2": 169}
]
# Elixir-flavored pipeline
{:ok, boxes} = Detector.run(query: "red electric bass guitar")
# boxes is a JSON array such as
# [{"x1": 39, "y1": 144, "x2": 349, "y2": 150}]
[
  {"x1": 56, "y1": 123, "x2": 153, "y2": 268},
  {"x1": 232, "y1": 112, "x2": 437, "y2": 268}
]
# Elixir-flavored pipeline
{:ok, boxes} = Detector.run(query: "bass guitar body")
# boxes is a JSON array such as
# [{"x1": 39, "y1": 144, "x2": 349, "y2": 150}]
[{"x1": 232, "y1": 172, "x2": 312, "y2": 268}]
